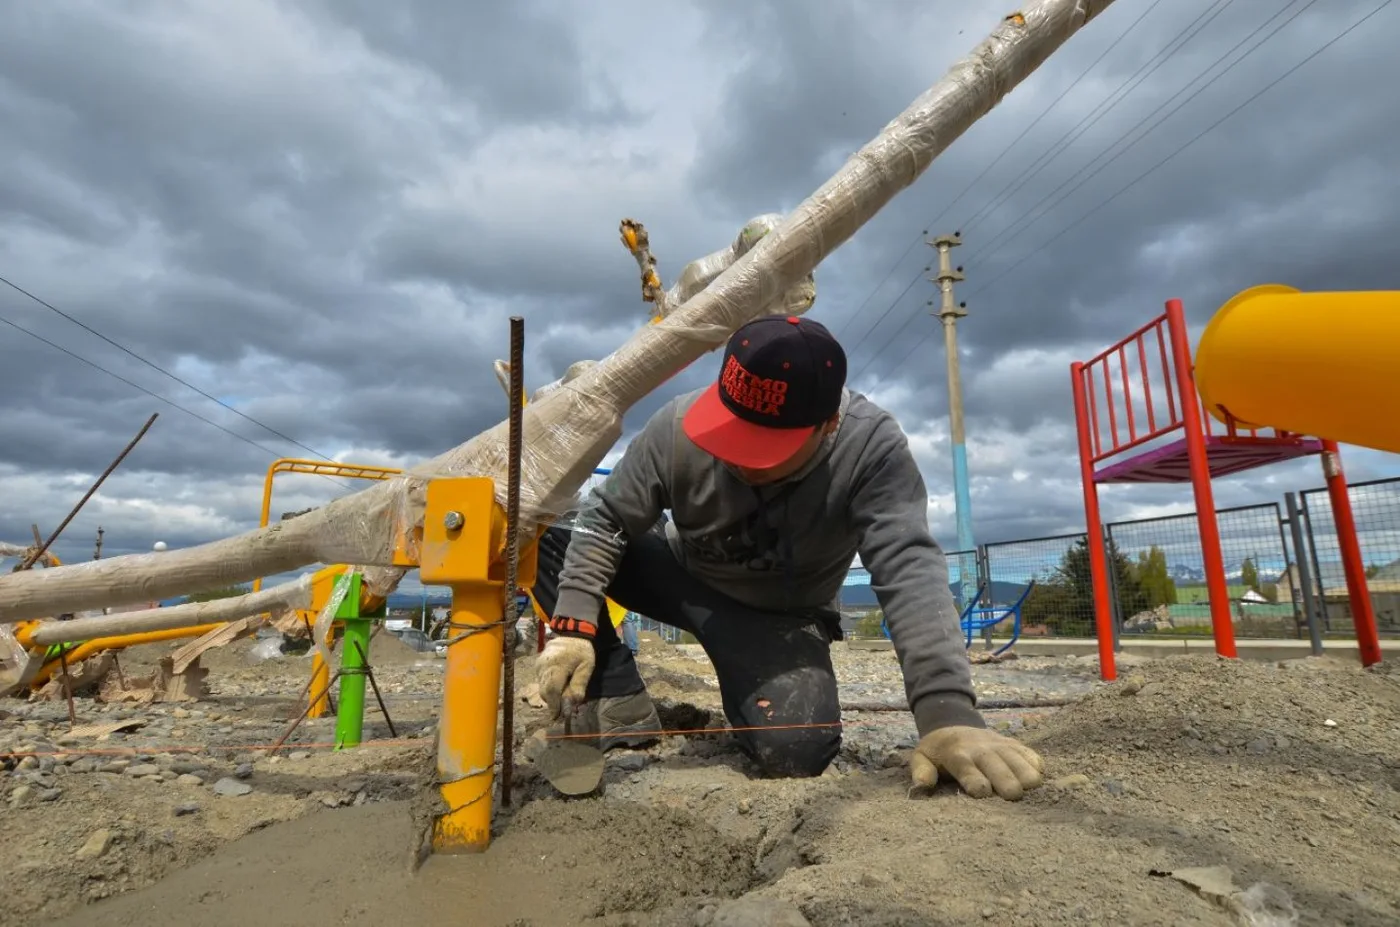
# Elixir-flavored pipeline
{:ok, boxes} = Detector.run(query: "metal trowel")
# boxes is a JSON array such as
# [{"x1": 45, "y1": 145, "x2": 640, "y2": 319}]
[{"x1": 530, "y1": 709, "x2": 604, "y2": 796}]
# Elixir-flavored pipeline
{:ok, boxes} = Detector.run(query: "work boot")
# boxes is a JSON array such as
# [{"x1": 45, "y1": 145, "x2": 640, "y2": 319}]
[{"x1": 526, "y1": 688, "x2": 662, "y2": 757}]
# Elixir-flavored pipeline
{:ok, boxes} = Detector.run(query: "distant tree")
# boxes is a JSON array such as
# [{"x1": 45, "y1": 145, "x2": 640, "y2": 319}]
[
  {"x1": 1365, "y1": 562, "x2": 1382, "y2": 579},
  {"x1": 1240, "y1": 558, "x2": 1259, "y2": 593},
  {"x1": 854, "y1": 610, "x2": 886, "y2": 639},
  {"x1": 1021, "y1": 537, "x2": 1150, "y2": 634},
  {"x1": 1134, "y1": 546, "x2": 1178, "y2": 607}
]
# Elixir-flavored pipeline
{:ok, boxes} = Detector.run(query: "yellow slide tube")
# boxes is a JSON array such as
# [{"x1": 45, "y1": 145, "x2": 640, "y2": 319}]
[{"x1": 1195, "y1": 284, "x2": 1400, "y2": 454}]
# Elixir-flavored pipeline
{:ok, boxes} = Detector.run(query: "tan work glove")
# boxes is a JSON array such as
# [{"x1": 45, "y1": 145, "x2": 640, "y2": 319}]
[
  {"x1": 535, "y1": 635, "x2": 595, "y2": 719},
  {"x1": 910, "y1": 726, "x2": 1044, "y2": 800}
]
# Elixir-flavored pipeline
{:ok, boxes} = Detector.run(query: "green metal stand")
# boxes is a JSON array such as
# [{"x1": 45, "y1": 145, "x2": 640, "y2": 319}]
[
  {"x1": 268, "y1": 571, "x2": 395, "y2": 756},
  {"x1": 334, "y1": 573, "x2": 368, "y2": 750}
]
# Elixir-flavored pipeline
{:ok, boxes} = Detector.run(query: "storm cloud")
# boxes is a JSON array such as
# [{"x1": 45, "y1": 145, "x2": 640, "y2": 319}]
[{"x1": 2, "y1": 0, "x2": 1397, "y2": 589}]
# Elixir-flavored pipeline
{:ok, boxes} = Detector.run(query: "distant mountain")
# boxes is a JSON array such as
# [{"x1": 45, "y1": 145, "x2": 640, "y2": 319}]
[
  {"x1": 1168, "y1": 563, "x2": 1205, "y2": 584},
  {"x1": 1169, "y1": 561, "x2": 1285, "y2": 585}
]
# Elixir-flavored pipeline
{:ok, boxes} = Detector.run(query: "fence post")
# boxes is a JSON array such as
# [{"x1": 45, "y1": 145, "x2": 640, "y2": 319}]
[
  {"x1": 1103, "y1": 527, "x2": 1123, "y2": 653},
  {"x1": 1284, "y1": 492, "x2": 1323, "y2": 656},
  {"x1": 1271, "y1": 502, "x2": 1302, "y2": 641},
  {"x1": 976, "y1": 545, "x2": 993, "y2": 648},
  {"x1": 1299, "y1": 493, "x2": 1331, "y2": 633}
]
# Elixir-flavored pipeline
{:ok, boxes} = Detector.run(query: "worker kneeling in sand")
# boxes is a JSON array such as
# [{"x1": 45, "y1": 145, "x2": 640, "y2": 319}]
[{"x1": 530, "y1": 315, "x2": 1043, "y2": 800}]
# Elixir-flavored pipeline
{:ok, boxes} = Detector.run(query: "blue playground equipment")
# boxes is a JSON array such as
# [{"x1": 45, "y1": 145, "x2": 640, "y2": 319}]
[
  {"x1": 947, "y1": 580, "x2": 1036, "y2": 657},
  {"x1": 843, "y1": 572, "x2": 1036, "y2": 657}
]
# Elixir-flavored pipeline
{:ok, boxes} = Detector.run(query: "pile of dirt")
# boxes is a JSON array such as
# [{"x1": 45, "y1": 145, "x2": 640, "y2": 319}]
[
  {"x1": 1028, "y1": 654, "x2": 1400, "y2": 787},
  {"x1": 365, "y1": 628, "x2": 435, "y2": 666}
]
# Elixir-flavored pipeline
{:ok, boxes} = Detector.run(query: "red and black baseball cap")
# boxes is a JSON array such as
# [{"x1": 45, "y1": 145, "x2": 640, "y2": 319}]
[{"x1": 682, "y1": 314, "x2": 847, "y2": 469}]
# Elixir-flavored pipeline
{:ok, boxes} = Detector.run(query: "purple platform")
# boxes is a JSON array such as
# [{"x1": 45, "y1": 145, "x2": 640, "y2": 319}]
[{"x1": 1094, "y1": 435, "x2": 1325, "y2": 485}]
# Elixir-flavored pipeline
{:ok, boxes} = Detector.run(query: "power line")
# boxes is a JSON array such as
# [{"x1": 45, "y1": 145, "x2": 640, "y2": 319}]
[
  {"x1": 829, "y1": 0, "x2": 1166, "y2": 347},
  {"x1": 927, "y1": 0, "x2": 1170, "y2": 243},
  {"x1": 849, "y1": 0, "x2": 1305, "y2": 383},
  {"x1": 0, "y1": 307, "x2": 351, "y2": 490},
  {"x1": 961, "y1": 0, "x2": 1317, "y2": 271},
  {"x1": 874, "y1": 0, "x2": 1394, "y2": 384},
  {"x1": 958, "y1": 0, "x2": 1240, "y2": 237},
  {"x1": 0, "y1": 271, "x2": 341, "y2": 464},
  {"x1": 959, "y1": 0, "x2": 1392, "y2": 304},
  {"x1": 841, "y1": 0, "x2": 1234, "y2": 378}
]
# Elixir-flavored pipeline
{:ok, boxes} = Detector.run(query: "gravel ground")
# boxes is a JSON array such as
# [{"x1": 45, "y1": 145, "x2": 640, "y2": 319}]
[{"x1": 3, "y1": 634, "x2": 1397, "y2": 927}]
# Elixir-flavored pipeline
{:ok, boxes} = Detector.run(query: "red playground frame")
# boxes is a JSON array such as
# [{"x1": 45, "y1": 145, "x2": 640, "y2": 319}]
[{"x1": 1070, "y1": 298, "x2": 1380, "y2": 682}]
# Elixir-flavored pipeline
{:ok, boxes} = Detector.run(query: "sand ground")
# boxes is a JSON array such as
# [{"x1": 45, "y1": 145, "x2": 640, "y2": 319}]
[{"x1": 2, "y1": 633, "x2": 1397, "y2": 926}]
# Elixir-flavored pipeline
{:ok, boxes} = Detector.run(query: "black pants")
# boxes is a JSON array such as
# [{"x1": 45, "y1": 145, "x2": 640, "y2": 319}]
[{"x1": 532, "y1": 525, "x2": 842, "y2": 778}]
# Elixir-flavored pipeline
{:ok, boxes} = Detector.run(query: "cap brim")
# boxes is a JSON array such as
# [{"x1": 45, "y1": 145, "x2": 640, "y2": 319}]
[{"x1": 681, "y1": 383, "x2": 816, "y2": 469}]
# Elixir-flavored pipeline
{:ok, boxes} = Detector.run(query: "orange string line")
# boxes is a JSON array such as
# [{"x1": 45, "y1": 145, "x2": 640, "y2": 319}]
[{"x1": 0, "y1": 706, "x2": 1060, "y2": 759}]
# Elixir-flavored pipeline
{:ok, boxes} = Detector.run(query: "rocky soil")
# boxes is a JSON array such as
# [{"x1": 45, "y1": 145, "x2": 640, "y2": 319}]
[{"x1": 2, "y1": 632, "x2": 1397, "y2": 927}]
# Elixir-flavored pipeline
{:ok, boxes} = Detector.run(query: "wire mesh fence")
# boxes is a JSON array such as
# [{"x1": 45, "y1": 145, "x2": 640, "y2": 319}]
[
  {"x1": 600, "y1": 473, "x2": 1398, "y2": 645},
  {"x1": 983, "y1": 533, "x2": 1094, "y2": 638},
  {"x1": 634, "y1": 616, "x2": 684, "y2": 644},
  {"x1": 1106, "y1": 504, "x2": 1297, "y2": 639},
  {"x1": 1298, "y1": 477, "x2": 1400, "y2": 635}
]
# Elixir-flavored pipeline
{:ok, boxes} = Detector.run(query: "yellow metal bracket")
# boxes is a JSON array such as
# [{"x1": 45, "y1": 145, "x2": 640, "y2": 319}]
[{"x1": 418, "y1": 476, "x2": 539, "y2": 853}]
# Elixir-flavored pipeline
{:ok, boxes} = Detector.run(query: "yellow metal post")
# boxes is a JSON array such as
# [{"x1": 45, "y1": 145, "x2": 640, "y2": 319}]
[
  {"x1": 303, "y1": 566, "x2": 351, "y2": 718},
  {"x1": 307, "y1": 651, "x2": 331, "y2": 718},
  {"x1": 435, "y1": 580, "x2": 505, "y2": 852},
  {"x1": 1195, "y1": 285, "x2": 1400, "y2": 454},
  {"x1": 419, "y1": 476, "x2": 539, "y2": 854}
]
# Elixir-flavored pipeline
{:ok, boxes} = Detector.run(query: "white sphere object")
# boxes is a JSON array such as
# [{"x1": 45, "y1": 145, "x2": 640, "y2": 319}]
[{"x1": 153, "y1": 541, "x2": 168, "y2": 552}]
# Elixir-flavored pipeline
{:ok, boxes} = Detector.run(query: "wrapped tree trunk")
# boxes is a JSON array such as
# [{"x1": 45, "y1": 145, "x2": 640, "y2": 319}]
[
  {"x1": 0, "y1": 0, "x2": 1118, "y2": 624},
  {"x1": 24, "y1": 575, "x2": 314, "y2": 645}
]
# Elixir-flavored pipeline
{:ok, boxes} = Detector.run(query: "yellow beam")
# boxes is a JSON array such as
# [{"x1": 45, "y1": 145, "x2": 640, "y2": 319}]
[
  {"x1": 254, "y1": 458, "x2": 401, "y2": 592},
  {"x1": 26, "y1": 623, "x2": 225, "y2": 688},
  {"x1": 1195, "y1": 285, "x2": 1400, "y2": 454}
]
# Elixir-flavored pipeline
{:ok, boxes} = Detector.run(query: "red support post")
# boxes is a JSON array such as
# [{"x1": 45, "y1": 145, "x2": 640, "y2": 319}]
[
  {"x1": 1165, "y1": 299, "x2": 1237, "y2": 659},
  {"x1": 1071, "y1": 361, "x2": 1117, "y2": 682},
  {"x1": 1319, "y1": 440, "x2": 1382, "y2": 666}
]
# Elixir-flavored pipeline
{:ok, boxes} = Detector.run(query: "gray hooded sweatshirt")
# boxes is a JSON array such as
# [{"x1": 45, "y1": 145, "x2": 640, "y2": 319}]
[{"x1": 553, "y1": 387, "x2": 984, "y2": 736}]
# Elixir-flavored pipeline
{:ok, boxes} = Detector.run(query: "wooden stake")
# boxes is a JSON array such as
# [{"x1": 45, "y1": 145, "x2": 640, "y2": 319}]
[
  {"x1": 57, "y1": 647, "x2": 76, "y2": 727},
  {"x1": 19, "y1": 414, "x2": 158, "y2": 571}
]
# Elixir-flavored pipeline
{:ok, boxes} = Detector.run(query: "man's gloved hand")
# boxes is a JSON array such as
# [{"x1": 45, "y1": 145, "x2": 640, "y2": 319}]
[
  {"x1": 910, "y1": 726, "x2": 1044, "y2": 800},
  {"x1": 535, "y1": 632, "x2": 596, "y2": 719}
]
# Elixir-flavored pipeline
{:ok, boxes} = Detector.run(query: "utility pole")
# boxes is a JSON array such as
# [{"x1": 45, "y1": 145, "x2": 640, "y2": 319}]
[{"x1": 929, "y1": 232, "x2": 977, "y2": 610}]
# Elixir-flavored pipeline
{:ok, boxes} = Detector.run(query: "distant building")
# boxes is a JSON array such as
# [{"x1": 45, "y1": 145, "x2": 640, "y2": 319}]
[{"x1": 1276, "y1": 559, "x2": 1400, "y2": 633}]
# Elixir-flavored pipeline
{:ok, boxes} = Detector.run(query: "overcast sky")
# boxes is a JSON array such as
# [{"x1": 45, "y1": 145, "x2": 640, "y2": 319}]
[{"x1": 2, "y1": 0, "x2": 1398, "y2": 594}]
